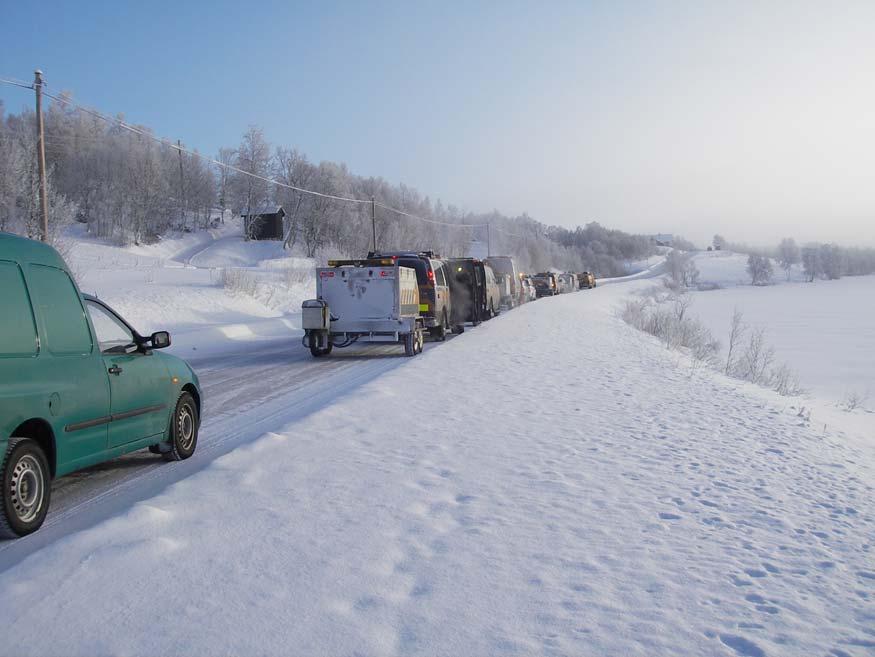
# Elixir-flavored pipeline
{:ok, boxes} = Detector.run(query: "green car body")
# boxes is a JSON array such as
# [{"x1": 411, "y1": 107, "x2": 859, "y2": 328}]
[{"x1": 0, "y1": 232, "x2": 202, "y2": 537}]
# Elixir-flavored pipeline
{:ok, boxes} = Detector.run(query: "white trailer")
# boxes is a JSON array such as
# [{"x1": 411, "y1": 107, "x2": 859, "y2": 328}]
[{"x1": 302, "y1": 258, "x2": 425, "y2": 357}]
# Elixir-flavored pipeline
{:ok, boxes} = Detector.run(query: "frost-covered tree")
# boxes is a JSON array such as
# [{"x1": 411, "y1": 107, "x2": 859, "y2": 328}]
[
  {"x1": 713, "y1": 234, "x2": 727, "y2": 251},
  {"x1": 746, "y1": 254, "x2": 773, "y2": 286},
  {"x1": 801, "y1": 246, "x2": 818, "y2": 282},
  {"x1": 817, "y1": 243, "x2": 842, "y2": 280},
  {"x1": 232, "y1": 126, "x2": 271, "y2": 239},
  {"x1": 776, "y1": 238, "x2": 800, "y2": 280}
]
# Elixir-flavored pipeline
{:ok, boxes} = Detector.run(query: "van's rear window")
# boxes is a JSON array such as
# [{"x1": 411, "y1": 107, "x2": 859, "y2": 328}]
[
  {"x1": 397, "y1": 258, "x2": 429, "y2": 285},
  {"x1": 0, "y1": 261, "x2": 38, "y2": 357}
]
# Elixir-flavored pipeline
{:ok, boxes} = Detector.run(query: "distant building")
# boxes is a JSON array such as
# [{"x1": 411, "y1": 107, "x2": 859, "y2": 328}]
[
  {"x1": 651, "y1": 233, "x2": 674, "y2": 247},
  {"x1": 242, "y1": 205, "x2": 286, "y2": 240}
]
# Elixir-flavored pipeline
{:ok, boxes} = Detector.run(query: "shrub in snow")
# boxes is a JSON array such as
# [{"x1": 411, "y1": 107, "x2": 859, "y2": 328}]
[
  {"x1": 218, "y1": 268, "x2": 259, "y2": 297},
  {"x1": 839, "y1": 389, "x2": 869, "y2": 412},
  {"x1": 768, "y1": 363, "x2": 806, "y2": 397},
  {"x1": 732, "y1": 326, "x2": 774, "y2": 384},
  {"x1": 621, "y1": 291, "x2": 719, "y2": 366},
  {"x1": 623, "y1": 294, "x2": 804, "y2": 397}
]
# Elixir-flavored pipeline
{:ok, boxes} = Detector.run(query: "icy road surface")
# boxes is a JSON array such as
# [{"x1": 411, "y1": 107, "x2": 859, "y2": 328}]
[
  {"x1": 0, "y1": 330, "x2": 433, "y2": 572},
  {"x1": 2, "y1": 284, "x2": 874, "y2": 657}
]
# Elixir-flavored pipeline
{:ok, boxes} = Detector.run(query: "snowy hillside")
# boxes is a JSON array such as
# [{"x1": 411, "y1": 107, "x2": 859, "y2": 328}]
[
  {"x1": 63, "y1": 221, "x2": 316, "y2": 356},
  {"x1": 2, "y1": 280, "x2": 873, "y2": 656}
]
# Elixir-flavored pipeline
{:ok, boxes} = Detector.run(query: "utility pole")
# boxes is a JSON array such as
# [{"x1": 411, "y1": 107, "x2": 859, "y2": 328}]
[
  {"x1": 34, "y1": 70, "x2": 49, "y2": 242},
  {"x1": 487, "y1": 222, "x2": 491, "y2": 256},
  {"x1": 177, "y1": 140, "x2": 185, "y2": 229},
  {"x1": 371, "y1": 196, "x2": 377, "y2": 252}
]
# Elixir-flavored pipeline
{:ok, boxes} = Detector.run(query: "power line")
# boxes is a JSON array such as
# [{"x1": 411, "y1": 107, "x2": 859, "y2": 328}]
[
  {"x1": 375, "y1": 202, "x2": 486, "y2": 229},
  {"x1": 36, "y1": 87, "x2": 373, "y2": 205},
  {"x1": 1, "y1": 75, "x2": 528, "y2": 240},
  {"x1": 0, "y1": 76, "x2": 33, "y2": 90}
]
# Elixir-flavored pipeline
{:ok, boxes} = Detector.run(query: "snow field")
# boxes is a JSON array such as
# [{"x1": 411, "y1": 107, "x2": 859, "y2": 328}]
[{"x1": 1, "y1": 285, "x2": 873, "y2": 656}]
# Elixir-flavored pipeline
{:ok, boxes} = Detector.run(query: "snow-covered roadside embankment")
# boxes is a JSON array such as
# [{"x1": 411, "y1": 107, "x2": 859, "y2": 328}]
[{"x1": 1, "y1": 285, "x2": 874, "y2": 656}]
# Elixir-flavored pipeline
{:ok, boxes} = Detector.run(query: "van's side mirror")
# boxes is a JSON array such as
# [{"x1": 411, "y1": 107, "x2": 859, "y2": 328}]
[{"x1": 150, "y1": 331, "x2": 171, "y2": 349}]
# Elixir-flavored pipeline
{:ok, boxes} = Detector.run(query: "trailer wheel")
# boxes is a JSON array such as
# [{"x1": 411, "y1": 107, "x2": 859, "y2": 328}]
[
  {"x1": 309, "y1": 332, "x2": 332, "y2": 357},
  {"x1": 404, "y1": 332, "x2": 416, "y2": 357}
]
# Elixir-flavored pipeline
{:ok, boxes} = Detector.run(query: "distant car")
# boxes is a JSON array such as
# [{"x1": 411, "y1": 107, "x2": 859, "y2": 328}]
[
  {"x1": 577, "y1": 271, "x2": 596, "y2": 289},
  {"x1": 0, "y1": 232, "x2": 202, "y2": 538},
  {"x1": 519, "y1": 275, "x2": 537, "y2": 303},
  {"x1": 368, "y1": 251, "x2": 452, "y2": 341},
  {"x1": 558, "y1": 273, "x2": 577, "y2": 293},
  {"x1": 485, "y1": 256, "x2": 519, "y2": 309},
  {"x1": 531, "y1": 272, "x2": 558, "y2": 297}
]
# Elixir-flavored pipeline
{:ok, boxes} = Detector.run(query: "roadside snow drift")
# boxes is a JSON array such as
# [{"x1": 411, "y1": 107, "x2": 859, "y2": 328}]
[{"x1": 2, "y1": 287, "x2": 874, "y2": 657}]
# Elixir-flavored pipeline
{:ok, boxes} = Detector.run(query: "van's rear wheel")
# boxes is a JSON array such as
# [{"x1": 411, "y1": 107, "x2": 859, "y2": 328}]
[
  {"x1": 432, "y1": 310, "x2": 448, "y2": 341},
  {"x1": 162, "y1": 392, "x2": 199, "y2": 462},
  {"x1": 0, "y1": 438, "x2": 51, "y2": 538}
]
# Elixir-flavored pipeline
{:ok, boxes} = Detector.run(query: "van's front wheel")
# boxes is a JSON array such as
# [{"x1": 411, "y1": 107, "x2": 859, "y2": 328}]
[
  {"x1": 0, "y1": 438, "x2": 51, "y2": 538},
  {"x1": 163, "y1": 392, "x2": 199, "y2": 462}
]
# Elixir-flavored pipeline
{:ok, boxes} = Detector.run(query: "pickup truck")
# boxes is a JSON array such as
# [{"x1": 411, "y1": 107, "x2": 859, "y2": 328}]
[{"x1": 302, "y1": 257, "x2": 425, "y2": 357}]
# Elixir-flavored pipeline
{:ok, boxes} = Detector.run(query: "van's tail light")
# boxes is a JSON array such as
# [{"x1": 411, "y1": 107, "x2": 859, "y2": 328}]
[{"x1": 427, "y1": 269, "x2": 435, "y2": 283}]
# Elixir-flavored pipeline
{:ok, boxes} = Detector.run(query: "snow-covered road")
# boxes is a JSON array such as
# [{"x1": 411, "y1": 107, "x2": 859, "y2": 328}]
[
  {"x1": 1, "y1": 283, "x2": 873, "y2": 657},
  {"x1": 0, "y1": 328, "x2": 442, "y2": 573}
]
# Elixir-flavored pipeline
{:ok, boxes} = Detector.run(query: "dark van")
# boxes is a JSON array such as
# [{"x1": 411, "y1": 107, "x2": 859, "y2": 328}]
[{"x1": 447, "y1": 257, "x2": 502, "y2": 329}]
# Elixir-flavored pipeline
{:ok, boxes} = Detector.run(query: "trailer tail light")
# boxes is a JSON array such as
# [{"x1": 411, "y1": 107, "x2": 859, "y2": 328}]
[
  {"x1": 380, "y1": 270, "x2": 390, "y2": 277},
  {"x1": 320, "y1": 271, "x2": 335, "y2": 278}
]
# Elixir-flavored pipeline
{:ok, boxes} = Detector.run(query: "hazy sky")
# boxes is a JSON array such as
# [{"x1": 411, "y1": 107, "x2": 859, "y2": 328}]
[{"x1": 2, "y1": 1, "x2": 873, "y2": 246}]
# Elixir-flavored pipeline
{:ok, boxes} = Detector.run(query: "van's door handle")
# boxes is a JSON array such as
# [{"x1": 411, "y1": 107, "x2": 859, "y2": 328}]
[{"x1": 108, "y1": 365, "x2": 123, "y2": 376}]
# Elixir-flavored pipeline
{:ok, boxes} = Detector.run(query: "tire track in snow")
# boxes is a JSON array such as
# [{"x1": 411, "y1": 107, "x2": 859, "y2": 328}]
[{"x1": 0, "y1": 332, "x2": 453, "y2": 571}]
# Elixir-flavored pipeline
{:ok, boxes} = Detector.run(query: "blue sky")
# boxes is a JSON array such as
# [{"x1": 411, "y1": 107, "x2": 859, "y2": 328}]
[{"x1": 2, "y1": 1, "x2": 874, "y2": 245}]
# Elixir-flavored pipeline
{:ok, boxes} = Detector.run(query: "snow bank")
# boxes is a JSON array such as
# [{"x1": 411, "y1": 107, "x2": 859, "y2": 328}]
[
  {"x1": 63, "y1": 225, "x2": 315, "y2": 339},
  {"x1": 2, "y1": 286, "x2": 873, "y2": 656}
]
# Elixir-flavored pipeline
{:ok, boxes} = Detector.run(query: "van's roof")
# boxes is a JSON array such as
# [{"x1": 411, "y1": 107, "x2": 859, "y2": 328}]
[{"x1": 0, "y1": 232, "x2": 68, "y2": 269}]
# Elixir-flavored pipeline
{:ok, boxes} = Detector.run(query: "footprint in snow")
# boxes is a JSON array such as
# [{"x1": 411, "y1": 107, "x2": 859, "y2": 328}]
[
  {"x1": 745, "y1": 594, "x2": 766, "y2": 604},
  {"x1": 659, "y1": 512, "x2": 682, "y2": 520},
  {"x1": 719, "y1": 634, "x2": 766, "y2": 657}
]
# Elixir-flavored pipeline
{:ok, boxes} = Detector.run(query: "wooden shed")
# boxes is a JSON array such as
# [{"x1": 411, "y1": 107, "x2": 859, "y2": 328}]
[{"x1": 243, "y1": 205, "x2": 286, "y2": 240}]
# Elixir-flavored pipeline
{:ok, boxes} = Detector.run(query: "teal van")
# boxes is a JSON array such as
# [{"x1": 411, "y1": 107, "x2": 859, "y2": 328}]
[{"x1": 0, "y1": 233, "x2": 202, "y2": 538}]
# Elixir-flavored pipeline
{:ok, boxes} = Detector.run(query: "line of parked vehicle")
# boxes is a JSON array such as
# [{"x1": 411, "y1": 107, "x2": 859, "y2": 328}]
[
  {"x1": 0, "y1": 233, "x2": 597, "y2": 540},
  {"x1": 301, "y1": 249, "x2": 597, "y2": 358}
]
